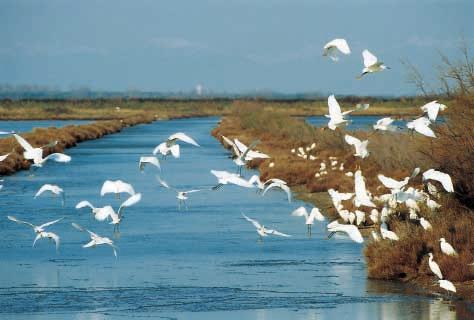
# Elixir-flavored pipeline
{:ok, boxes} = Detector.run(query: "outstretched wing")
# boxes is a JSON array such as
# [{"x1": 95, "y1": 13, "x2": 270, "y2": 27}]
[
  {"x1": 13, "y1": 134, "x2": 34, "y2": 152},
  {"x1": 75, "y1": 200, "x2": 94, "y2": 210},
  {"x1": 291, "y1": 206, "x2": 309, "y2": 219},
  {"x1": 118, "y1": 193, "x2": 142, "y2": 216},
  {"x1": 344, "y1": 134, "x2": 361, "y2": 147},
  {"x1": 327, "y1": 95, "x2": 343, "y2": 119},
  {"x1": 43, "y1": 153, "x2": 71, "y2": 163},
  {"x1": 266, "y1": 229, "x2": 291, "y2": 237},
  {"x1": 139, "y1": 156, "x2": 160, "y2": 171},
  {"x1": 34, "y1": 184, "x2": 56, "y2": 198},
  {"x1": 7, "y1": 215, "x2": 35, "y2": 229},
  {"x1": 362, "y1": 49, "x2": 378, "y2": 68},
  {"x1": 168, "y1": 132, "x2": 200, "y2": 146},
  {"x1": 241, "y1": 213, "x2": 262, "y2": 229},
  {"x1": 38, "y1": 217, "x2": 64, "y2": 229}
]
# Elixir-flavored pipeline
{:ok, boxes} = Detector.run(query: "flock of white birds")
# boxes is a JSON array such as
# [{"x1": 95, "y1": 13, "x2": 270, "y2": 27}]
[{"x1": 0, "y1": 38, "x2": 462, "y2": 297}]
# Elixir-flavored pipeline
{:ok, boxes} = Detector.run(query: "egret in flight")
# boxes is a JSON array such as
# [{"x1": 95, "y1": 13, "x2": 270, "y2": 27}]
[
  {"x1": 72, "y1": 223, "x2": 118, "y2": 258},
  {"x1": 322, "y1": 38, "x2": 351, "y2": 61},
  {"x1": 34, "y1": 184, "x2": 65, "y2": 207},
  {"x1": 109, "y1": 193, "x2": 142, "y2": 232},
  {"x1": 139, "y1": 156, "x2": 160, "y2": 172},
  {"x1": 75, "y1": 201, "x2": 116, "y2": 221},
  {"x1": 345, "y1": 134, "x2": 369, "y2": 159},
  {"x1": 262, "y1": 180, "x2": 292, "y2": 203},
  {"x1": 326, "y1": 95, "x2": 353, "y2": 130},
  {"x1": 211, "y1": 170, "x2": 255, "y2": 190},
  {"x1": 14, "y1": 134, "x2": 70, "y2": 168},
  {"x1": 153, "y1": 132, "x2": 200, "y2": 158},
  {"x1": 407, "y1": 117, "x2": 436, "y2": 138},
  {"x1": 291, "y1": 206, "x2": 325, "y2": 236},
  {"x1": 420, "y1": 101, "x2": 447, "y2": 122},
  {"x1": 422, "y1": 169, "x2": 454, "y2": 193},
  {"x1": 242, "y1": 213, "x2": 291, "y2": 241},
  {"x1": 101, "y1": 180, "x2": 135, "y2": 199},
  {"x1": 357, "y1": 49, "x2": 390, "y2": 79},
  {"x1": 7, "y1": 215, "x2": 62, "y2": 251},
  {"x1": 354, "y1": 170, "x2": 376, "y2": 208},
  {"x1": 327, "y1": 220, "x2": 364, "y2": 243},
  {"x1": 373, "y1": 117, "x2": 398, "y2": 132},
  {"x1": 157, "y1": 176, "x2": 202, "y2": 210},
  {"x1": 231, "y1": 138, "x2": 269, "y2": 175}
]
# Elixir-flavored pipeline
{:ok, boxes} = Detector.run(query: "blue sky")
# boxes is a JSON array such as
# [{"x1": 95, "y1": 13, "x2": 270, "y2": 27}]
[{"x1": 1, "y1": 0, "x2": 473, "y2": 96}]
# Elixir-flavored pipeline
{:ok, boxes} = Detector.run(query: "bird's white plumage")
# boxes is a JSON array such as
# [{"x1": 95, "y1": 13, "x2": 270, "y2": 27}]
[
  {"x1": 354, "y1": 170, "x2": 376, "y2": 207},
  {"x1": 326, "y1": 95, "x2": 353, "y2": 130},
  {"x1": 373, "y1": 117, "x2": 397, "y2": 131},
  {"x1": 439, "y1": 280, "x2": 456, "y2": 293},
  {"x1": 428, "y1": 253, "x2": 443, "y2": 279},
  {"x1": 423, "y1": 169, "x2": 454, "y2": 193},
  {"x1": 139, "y1": 156, "x2": 160, "y2": 171},
  {"x1": 440, "y1": 238, "x2": 457, "y2": 256},
  {"x1": 101, "y1": 180, "x2": 135, "y2": 197},
  {"x1": 323, "y1": 38, "x2": 351, "y2": 61},
  {"x1": 420, "y1": 100, "x2": 447, "y2": 122},
  {"x1": 262, "y1": 181, "x2": 292, "y2": 203},
  {"x1": 407, "y1": 117, "x2": 436, "y2": 138},
  {"x1": 327, "y1": 221, "x2": 364, "y2": 243},
  {"x1": 344, "y1": 134, "x2": 369, "y2": 158},
  {"x1": 362, "y1": 49, "x2": 378, "y2": 68}
]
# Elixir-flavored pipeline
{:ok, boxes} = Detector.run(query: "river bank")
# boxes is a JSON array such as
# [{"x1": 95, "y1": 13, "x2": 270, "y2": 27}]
[{"x1": 211, "y1": 107, "x2": 474, "y2": 302}]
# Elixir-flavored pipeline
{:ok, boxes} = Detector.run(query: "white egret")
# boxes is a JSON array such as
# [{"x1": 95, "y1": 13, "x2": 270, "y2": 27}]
[
  {"x1": 354, "y1": 170, "x2": 376, "y2": 208},
  {"x1": 373, "y1": 117, "x2": 398, "y2": 132},
  {"x1": 291, "y1": 206, "x2": 325, "y2": 236},
  {"x1": 211, "y1": 170, "x2": 255, "y2": 190},
  {"x1": 75, "y1": 201, "x2": 116, "y2": 221},
  {"x1": 322, "y1": 38, "x2": 351, "y2": 61},
  {"x1": 426, "y1": 198, "x2": 441, "y2": 211},
  {"x1": 327, "y1": 220, "x2": 364, "y2": 243},
  {"x1": 420, "y1": 101, "x2": 447, "y2": 122},
  {"x1": 420, "y1": 217, "x2": 432, "y2": 230},
  {"x1": 262, "y1": 180, "x2": 292, "y2": 203},
  {"x1": 422, "y1": 169, "x2": 454, "y2": 193},
  {"x1": 7, "y1": 215, "x2": 62, "y2": 250},
  {"x1": 157, "y1": 176, "x2": 202, "y2": 210},
  {"x1": 377, "y1": 174, "x2": 410, "y2": 193},
  {"x1": 72, "y1": 223, "x2": 118, "y2": 258},
  {"x1": 109, "y1": 193, "x2": 142, "y2": 231},
  {"x1": 357, "y1": 49, "x2": 390, "y2": 79},
  {"x1": 153, "y1": 132, "x2": 199, "y2": 158},
  {"x1": 34, "y1": 184, "x2": 65, "y2": 207},
  {"x1": 242, "y1": 213, "x2": 291, "y2": 241},
  {"x1": 369, "y1": 209, "x2": 379, "y2": 224},
  {"x1": 139, "y1": 156, "x2": 160, "y2": 172},
  {"x1": 428, "y1": 253, "x2": 443, "y2": 279},
  {"x1": 344, "y1": 134, "x2": 369, "y2": 158},
  {"x1": 13, "y1": 134, "x2": 70, "y2": 167},
  {"x1": 326, "y1": 95, "x2": 353, "y2": 130},
  {"x1": 231, "y1": 139, "x2": 268, "y2": 175},
  {"x1": 440, "y1": 238, "x2": 457, "y2": 256},
  {"x1": 101, "y1": 180, "x2": 135, "y2": 199},
  {"x1": 407, "y1": 117, "x2": 436, "y2": 138},
  {"x1": 355, "y1": 210, "x2": 366, "y2": 226},
  {"x1": 380, "y1": 224, "x2": 399, "y2": 241},
  {"x1": 438, "y1": 280, "x2": 456, "y2": 293}
]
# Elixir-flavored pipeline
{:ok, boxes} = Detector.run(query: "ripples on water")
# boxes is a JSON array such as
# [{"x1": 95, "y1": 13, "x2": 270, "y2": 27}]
[{"x1": 0, "y1": 118, "x2": 468, "y2": 319}]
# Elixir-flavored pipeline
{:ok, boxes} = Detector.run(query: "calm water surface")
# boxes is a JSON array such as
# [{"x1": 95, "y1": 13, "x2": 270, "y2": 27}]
[
  {"x1": 0, "y1": 117, "x2": 471, "y2": 319},
  {"x1": 0, "y1": 120, "x2": 91, "y2": 133}
]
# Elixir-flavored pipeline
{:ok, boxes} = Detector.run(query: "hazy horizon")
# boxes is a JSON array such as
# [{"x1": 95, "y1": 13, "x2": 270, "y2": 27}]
[{"x1": 1, "y1": 0, "x2": 472, "y2": 96}]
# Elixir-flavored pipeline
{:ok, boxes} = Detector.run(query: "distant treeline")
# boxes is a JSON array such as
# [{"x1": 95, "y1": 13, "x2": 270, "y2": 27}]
[{"x1": 0, "y1": 84, "x2": 423, "y2": 102}]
